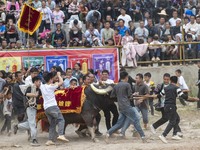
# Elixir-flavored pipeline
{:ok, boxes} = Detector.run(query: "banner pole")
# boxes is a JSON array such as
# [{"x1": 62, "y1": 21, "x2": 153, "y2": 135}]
[{"x1": 27, "y1": 3, "x2": 31, "y2": 68}]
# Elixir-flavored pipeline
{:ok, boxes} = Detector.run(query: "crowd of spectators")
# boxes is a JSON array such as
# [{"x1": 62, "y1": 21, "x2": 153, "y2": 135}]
[{"x1": 0, "y1": 0, "x2": 200, "y2": 62}]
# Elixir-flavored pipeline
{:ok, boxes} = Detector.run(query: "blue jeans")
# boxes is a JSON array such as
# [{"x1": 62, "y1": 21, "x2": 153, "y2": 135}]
[
  {"x1": 45, "y1": 106, "x2": 65, "y2": 141},
  {"x1": 150, "y1": 48, "x2": 161, "y2": 58},
  {"x1": 107, "y1": 107, "x2": 145, "y2": 137},
  {"x1": 136, "y1": 106, "x2": 149, "y2": 124}
]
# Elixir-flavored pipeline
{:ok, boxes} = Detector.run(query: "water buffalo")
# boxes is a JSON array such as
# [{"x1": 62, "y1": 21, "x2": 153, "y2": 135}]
[{"x1": 62, "y1": 84, "x2": 116, "y2": 142}]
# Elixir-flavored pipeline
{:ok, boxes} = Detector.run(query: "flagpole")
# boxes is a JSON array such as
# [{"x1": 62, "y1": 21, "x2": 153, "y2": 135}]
[{"x1": 27, "y1": 1, "x2": 31, "y2": 68}]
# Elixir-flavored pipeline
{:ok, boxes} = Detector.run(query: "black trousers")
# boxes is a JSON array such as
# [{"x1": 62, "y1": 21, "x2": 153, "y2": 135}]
[
  {"x1": 163, "y1": 104, "x2": 181, "y2": 137},
  {"x1": 69, "y1": 30, "x2": 82, "y2": 40},
  {"x1": 1, "y1": 114, "x2": 11, "y2": 132},
  {"x1": 103, "y1": 103, "x2": 119, "y2": 130},
  {"x1": 179, "y1": 92, "x2": 188, "y2": 106},
  {"x1": 39, "y1": 20, "x2": 51, "y2": 33},
  {"x1": 153, "y1": 107, "x2": 168, "y2": 129}
]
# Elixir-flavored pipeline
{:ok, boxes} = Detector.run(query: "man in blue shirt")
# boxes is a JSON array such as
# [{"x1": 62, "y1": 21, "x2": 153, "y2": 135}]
[
  {"x1": 118, "y1": 19, "x2": 129, "y2": 37},
  {"x1": 63, "y1": 68, "x2": 78, "y2": 88}
]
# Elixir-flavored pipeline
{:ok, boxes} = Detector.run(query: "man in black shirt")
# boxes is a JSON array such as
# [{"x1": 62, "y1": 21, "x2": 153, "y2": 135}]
[
  {"x1": 156, "y1": 76, "x2": 199, "y2": 144},
  {"x1": 14, "y1": 76, "x2": 41, "y2": 146},
  {"x1": 12, "y1": 71, "x2": 25, "y2": 122}
]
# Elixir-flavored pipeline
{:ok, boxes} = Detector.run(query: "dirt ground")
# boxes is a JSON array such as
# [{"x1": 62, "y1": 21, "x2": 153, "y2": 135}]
[{"x1": 0, "y1": 102, "x2": 200, "y2": 150}]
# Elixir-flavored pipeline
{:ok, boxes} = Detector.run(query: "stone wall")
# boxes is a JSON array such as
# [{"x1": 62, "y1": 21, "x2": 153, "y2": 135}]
[{"x1": 126, "y1": 65, "x2": 199, "y2": 96}]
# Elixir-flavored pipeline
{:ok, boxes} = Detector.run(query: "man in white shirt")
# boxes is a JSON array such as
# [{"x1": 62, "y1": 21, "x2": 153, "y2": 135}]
[
  {"x1": 117, "y1": 7, "x2": 132, "y2": 27},
  {"x1": 175, "y1": 69, "x2": 189, "y2": 106},
  {"x1": 40, "y1": 72, "x2": 69, "y2": 146},
  {"x1": 169, "y1": 10, "x2": 181, "y2": 27},
  {"x1": 185, "y1": 15, "x2": 200, "y2": 34},
  {"x1": 25, "y1": 68, "x2": 39, "y2": 86}
]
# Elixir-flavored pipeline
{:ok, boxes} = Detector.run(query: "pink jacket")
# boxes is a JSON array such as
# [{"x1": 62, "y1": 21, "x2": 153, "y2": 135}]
[{"x1": 6, "y1": 1, "x2": 20, "y2": 11}]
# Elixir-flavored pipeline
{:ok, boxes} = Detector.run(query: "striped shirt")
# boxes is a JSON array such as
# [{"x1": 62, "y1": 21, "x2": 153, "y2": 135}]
[{"x1": 160, "y1": 84, "x2": 188, "y2": 105}]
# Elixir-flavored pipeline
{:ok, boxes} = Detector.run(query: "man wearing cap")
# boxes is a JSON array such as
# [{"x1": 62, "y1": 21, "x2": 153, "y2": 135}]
[
  {"x1": 117, "y1": 7, "x2": 132, "y2": 27},
  {"x1": 69, "y1": 19, "x2": 82, "y2": 42}
]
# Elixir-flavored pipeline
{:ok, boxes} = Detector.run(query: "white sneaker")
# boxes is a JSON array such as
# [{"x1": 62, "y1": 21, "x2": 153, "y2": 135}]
[
  {"x1": 45, "y1": 140, "x2": 55, "y2": 146},
  {"x1": 172, "y1": 135, "x2": 182, "y2": 140},
  {"x1": 151, "y1": 57, "x2": 155, "y2": 62},
  {"x1": 159, "y1": 135, "x2": 168, "y2": 144},
  {"x1": 156, "y1": 57, "x2": 160, "y2": 61},
  {"x1": 104, "y1": 133, "x2": 110, "y2": 144},
  {"x1": 150, "y1": 125, "x2": 156, "y2": 134},
  {"x1": 57, "y1": 135, "x2": 69, "y2": 142}
]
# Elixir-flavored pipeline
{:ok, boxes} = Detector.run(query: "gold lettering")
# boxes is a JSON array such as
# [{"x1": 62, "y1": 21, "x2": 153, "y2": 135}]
[
  {"x1": 59, "y1": 101, "x2": 64, "y2": 107},
  {"x1": 65, "y1": 101, "x2": 72, "y2": 107},
  {"x1": 37, "y1": 104, "x2": 42, "y2": 110}
]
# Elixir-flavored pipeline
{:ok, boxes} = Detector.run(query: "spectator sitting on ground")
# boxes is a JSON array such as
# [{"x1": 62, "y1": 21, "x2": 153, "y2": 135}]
[
  {"x1": 52, "y1": 23, "x2": 67, "y2": 47},
  {"x1": 55, "y1": 38, "x2": 65, "y2": 48},
  {"x1": 43, "y1": 39, "x2": 54, "y2": 48}
]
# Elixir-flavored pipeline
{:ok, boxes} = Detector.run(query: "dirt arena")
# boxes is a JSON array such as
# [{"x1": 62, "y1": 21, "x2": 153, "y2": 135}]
[{"x1": 0, "y1": 101, "x2": 200, "y2": 150}]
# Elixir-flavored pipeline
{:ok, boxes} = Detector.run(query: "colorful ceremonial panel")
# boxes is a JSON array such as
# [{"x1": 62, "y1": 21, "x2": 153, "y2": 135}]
[{"x1": 0, "y1": 48, "x2": 119, "y2": 82}]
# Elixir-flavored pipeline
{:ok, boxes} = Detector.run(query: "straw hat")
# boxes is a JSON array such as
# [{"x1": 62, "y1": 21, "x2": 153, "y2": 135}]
[{"x1": 158, "y1": 10, "x2": 168, "y2": 16}]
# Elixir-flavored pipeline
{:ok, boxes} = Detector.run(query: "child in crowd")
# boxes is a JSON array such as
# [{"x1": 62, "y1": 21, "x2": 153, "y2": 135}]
[
  {"x1": 0, "y1": 87, "x2": 12, "y2": 136},
  {"x1": 113, "y1": 28, "x2": 121, "y2": 46}
]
